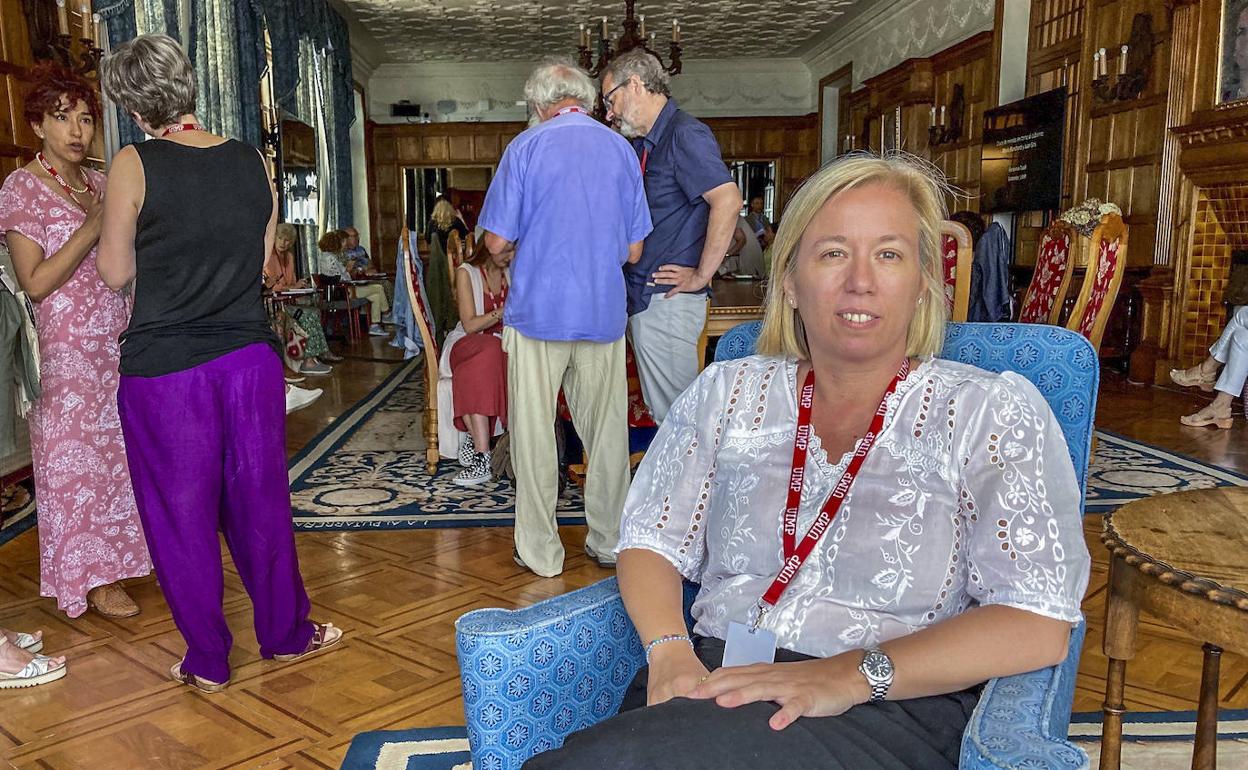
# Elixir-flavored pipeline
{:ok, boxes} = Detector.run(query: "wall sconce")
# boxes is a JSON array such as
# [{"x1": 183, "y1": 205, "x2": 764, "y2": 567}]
[
  {"x1": 927, "y1": 84, "x2": 965, "y2": 148},
  {"x1": 1091, "y1": 13, "x2": 1153, "y2": 104},
  {"x1": 22, "y1": 0, "x2": 103, "y2": 76}
]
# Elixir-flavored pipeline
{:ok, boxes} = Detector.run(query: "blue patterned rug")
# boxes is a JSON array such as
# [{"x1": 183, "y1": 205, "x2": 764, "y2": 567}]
[
  {"x1": 286, "y1": 355, "x2": 1248, "y2": 530},
  {"x1": 0, "y1": 477, "x2": 36, "y2": 547},
  {"x1": 340, "y1": 710, "x2": 1248, "y2": 769},
  {"x1": 288, "y1": 357, "x2": 586, "y2": 532}
]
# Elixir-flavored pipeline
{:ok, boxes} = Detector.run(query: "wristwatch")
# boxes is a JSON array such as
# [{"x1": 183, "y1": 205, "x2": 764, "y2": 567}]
[{"x1": 858, "y1": 647, "x2": 894, "y2": 702}]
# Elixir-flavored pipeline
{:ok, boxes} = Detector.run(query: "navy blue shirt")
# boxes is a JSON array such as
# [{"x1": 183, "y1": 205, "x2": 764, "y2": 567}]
[{"x1": 625, "y1": 100, "x2": 732, "y2": 316}]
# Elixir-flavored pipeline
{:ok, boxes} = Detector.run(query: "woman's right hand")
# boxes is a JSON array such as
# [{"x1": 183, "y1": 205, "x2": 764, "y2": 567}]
[
  {"x1": 646, "y1": 642, "x2": 710, "y2": 707},
  {"x1": 80, "y1": 192, "x2": 104, "y2": 242}
]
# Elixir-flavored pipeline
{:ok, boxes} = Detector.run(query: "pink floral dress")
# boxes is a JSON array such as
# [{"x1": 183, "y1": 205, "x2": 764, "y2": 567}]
[{"x1": 0, "y1": 167, "x2": 151, "y2": 617}]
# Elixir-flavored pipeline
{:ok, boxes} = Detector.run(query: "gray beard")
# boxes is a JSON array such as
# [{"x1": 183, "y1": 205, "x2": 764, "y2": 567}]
[{"x1": 617, "y1": 116, "x2": 643, "y2": 139}]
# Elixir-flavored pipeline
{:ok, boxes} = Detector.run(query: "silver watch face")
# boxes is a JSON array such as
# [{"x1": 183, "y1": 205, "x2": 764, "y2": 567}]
[{"x1": 861, "y1": 651, "x2": 893, "y2": 680}]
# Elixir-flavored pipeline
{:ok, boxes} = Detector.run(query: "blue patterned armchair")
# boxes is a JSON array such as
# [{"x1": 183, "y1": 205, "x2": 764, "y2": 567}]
[{"x1": 456, "y1": 323, "x2": 1097, "y2": 770}]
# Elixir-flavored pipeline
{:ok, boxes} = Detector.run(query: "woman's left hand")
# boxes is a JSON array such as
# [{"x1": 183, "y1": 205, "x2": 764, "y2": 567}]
[{"x1": 686, "y1": 658, "x2": 866, "y2": 731}]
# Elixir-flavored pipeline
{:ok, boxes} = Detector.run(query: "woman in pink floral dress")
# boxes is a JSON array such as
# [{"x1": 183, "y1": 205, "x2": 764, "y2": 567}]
[{"x1": 0, "y1": 65, "x2": 150, "y2": 625}]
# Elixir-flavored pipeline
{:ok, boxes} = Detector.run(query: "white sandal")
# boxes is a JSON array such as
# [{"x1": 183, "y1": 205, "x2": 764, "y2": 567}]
[
  {"x1": 13, "y1": 631, "x2": 42, "y2": 654},
  {"x1": 0, "y1": 652, "x2": 67, "y2": 689}
]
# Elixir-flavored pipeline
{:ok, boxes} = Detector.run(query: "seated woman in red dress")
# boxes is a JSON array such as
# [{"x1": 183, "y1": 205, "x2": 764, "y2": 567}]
[{"x1": 443, "y1": 238, "x2": 512, "y2": 486}]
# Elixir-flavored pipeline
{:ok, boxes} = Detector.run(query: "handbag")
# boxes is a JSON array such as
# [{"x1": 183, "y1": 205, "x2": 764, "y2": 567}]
[{"x1": 278, "y1": 306, "x2": 310, "y2": 370}]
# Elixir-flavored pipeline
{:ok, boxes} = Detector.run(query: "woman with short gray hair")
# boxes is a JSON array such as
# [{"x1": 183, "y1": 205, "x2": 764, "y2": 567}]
[{"x1": 97, "y1": 34, "x2": 342, "y2": 693}]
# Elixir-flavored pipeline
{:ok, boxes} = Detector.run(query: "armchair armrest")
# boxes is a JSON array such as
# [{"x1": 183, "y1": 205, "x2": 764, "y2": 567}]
[
  {"x1": 958, "y1": 622, "x2": 1089, "y2": 769},
  {"x1": 455, "y1": 578, "x2": 643, "y2": 770}
]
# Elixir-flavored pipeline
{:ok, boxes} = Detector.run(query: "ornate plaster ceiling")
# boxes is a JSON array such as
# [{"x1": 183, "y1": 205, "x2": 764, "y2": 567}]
[{"x1": 339, "y1": 0, "x2": 870, "y2": 64}]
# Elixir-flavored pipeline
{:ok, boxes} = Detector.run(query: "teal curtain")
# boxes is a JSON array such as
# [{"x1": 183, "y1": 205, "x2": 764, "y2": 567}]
[
  {"x1": 186, "y1": 0, "x2": 266, "y2": 146},
  {"x1": 98, "y1": 0, "x2": 182, "y2": 148}
]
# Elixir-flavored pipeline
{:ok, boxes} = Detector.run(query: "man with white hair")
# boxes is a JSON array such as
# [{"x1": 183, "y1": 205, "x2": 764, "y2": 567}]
[
  {"x1": 601, "y1": 49, "x2": 741, "y2": 425},
  {"x1": 479, "y1": 58, "x2": 652, "y2": 577}
]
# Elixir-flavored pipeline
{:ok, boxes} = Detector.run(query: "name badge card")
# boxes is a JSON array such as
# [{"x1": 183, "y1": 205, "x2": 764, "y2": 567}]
[{"x1": 722, "y1": 621, "x2": 777, "y2": 667}]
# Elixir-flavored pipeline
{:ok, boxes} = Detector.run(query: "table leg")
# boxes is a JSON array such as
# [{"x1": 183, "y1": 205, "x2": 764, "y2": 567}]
[
  {"x1": 1193, "y1": 643, "x2": 1221, "y2": 770},
  {"x1": 1100, "y1": 557, "x2": 1140, "y2": 770}
]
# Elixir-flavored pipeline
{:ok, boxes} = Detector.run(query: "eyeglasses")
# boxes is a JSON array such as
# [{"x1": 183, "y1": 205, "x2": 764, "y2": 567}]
[{"x1": 602, "y1": 80, "x2": 628, "y2": 109}]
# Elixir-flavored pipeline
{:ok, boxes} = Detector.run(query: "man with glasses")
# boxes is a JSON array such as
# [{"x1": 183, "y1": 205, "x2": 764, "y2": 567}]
[
  {"x1": 479, "y1": 57, "x2": 651, "y2": 578},
  {"x1": 600, "y1": 50, "x2": 741, "y2": 425}
]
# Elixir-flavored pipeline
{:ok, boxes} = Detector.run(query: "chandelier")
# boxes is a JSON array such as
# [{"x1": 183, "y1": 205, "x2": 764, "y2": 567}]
[{"x1": 576, "y1": 0, "x2": 682, "y2": 78}]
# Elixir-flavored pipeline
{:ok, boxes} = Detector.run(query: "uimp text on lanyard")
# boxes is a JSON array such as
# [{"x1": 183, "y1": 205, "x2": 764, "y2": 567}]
[{"x1": 749, "y1": 358, "x2": 911, "y2": 632}]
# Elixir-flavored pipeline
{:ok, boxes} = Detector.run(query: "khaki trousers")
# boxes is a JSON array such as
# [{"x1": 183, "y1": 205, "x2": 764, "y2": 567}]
[
  {"x1": 503, "y1": 327, "x2": 630, "y2": 577},
  {"x1": 354, "y1": 283, "x2": 389, "y2": 323}
]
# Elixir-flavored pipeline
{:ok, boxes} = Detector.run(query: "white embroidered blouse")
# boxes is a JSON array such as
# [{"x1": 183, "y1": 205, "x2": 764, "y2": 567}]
[{"x1": 616, "y1": 355, "x2": 1091, "y2": 659}]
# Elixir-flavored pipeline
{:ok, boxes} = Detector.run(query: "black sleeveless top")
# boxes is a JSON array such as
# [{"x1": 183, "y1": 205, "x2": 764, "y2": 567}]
[{"x1": 120, "y1": 139, "x2": 278, "y2": 377}]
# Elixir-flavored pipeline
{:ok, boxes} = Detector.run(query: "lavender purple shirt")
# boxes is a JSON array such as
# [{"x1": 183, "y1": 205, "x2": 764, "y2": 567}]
[{"x1": 479, "y1": 110, "x2": 652, "y2": 343}]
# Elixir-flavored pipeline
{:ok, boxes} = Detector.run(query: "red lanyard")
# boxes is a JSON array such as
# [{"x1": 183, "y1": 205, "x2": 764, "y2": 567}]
[
  {"x1": 161, "y1": 122, "x2": 205, "y2": 137},
  {"x1": 753, "y1": 358, "x2": 911, "y2": 628},
  {"x1": 554, "y1": 106, "x2": 586, "y2": 118},
  {"x1": 640, "y1": 147, "x2": 649, "y2": 174},
  {"x1": 36, "y1": 152, "x2": 93, "y2": 198}
]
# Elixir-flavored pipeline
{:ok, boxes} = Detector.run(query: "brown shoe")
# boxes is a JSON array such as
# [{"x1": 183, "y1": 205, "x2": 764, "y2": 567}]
[
  {"x1": 1180, "y1": 404, "x2": 1233, "y2": 429},
  {"x1": 87, "y1": 583, "x2": 140, "y2": 618},
  {"x1": 273, "y1": 622, "x2": 344, "y2": 662}
]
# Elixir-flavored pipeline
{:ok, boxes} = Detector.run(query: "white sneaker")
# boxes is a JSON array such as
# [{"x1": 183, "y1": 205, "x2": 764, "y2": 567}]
[
  {"x1": 453, "y1": 452, "x2": 492, "y2": 486},
  {"x1": 368, "y1": 324, "x2": 388, "y2": 337},
  {"x1": 458, "y1": 435, "x2": 476, "y2": 467},
  {"x1": 285, "y1": 385, "x2": 323, "y2": 414}
]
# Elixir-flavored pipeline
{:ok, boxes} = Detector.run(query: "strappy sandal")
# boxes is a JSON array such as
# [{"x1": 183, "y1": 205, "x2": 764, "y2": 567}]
[
  {"x1": 0, "y1": 652, "x2": 67, "y2": 689},
  {"x1": 273, "y1": 622, "x2": 344, "y2": 662},
  {"x1": 12, "y1": 630, "x2": 42, "y2": 654},
  {"x1": 170, "y1": 660, "x2": 228, "y2": 693}
]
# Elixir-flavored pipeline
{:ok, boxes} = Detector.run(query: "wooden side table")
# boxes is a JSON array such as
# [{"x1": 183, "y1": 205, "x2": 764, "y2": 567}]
[{"x1": 1099, "y1": 487, "x2": 1248, "y2": 769}]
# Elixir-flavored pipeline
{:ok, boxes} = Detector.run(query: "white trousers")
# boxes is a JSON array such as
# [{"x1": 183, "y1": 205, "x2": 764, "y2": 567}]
[
  {"x1": 1211, "y1": 305, "x2": 1248, "y2": 396},
  {"x1": 628, "y1": 293, "x2": 708, "y2": 424}
]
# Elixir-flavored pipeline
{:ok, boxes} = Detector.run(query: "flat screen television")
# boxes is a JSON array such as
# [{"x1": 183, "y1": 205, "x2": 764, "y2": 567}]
[{"x1": 979, "y1": 88, "x2": 1066, "y2": 213}]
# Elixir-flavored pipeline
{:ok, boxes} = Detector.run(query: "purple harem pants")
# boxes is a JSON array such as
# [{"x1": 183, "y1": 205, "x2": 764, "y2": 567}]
[{"x1": 117, "y1": 343, "x2": 314, "y2": 683}]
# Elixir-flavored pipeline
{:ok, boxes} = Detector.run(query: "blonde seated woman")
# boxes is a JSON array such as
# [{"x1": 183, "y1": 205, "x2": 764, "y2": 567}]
[
  {"x1": 317, "y1": 229, "x2": 389, "y2": 337},
  {"x1": 525, "y1": 154, "x2": 1090, "y2": 769},
  {"x1": 442, "y1": 238, "x2": 513, "y2": 487}
]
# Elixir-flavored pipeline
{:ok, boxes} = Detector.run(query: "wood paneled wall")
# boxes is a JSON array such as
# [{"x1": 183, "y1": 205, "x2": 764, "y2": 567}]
[
  {"x1": 1, "y1": 0, "x2": 40, "y2": 178},
  {"x1": 830, "y1": 34, "x2": 994, "y2": 216},
  {"x1": 1074, "y1": 0, "x2": 1171, "y2": 268},
  {"x1": 367, "y1": 121, "x2": 524, "y2": 271},
  {"x1": 367, "y1": 113, "x2": 820, "y2": 272},
  {"x1": 931, "y1": 32, "x2": 995, "y2": 213}
]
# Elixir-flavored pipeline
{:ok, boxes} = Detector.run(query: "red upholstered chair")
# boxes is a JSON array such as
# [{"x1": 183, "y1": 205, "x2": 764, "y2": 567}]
[
  {"x1": 939, "y1": 220, "x2": 973, "y2": 322},
  {"x1": 1019, "y1": 220, "x2": 1077, "y2": 325},
  {"x1": 1066, "y1": 213, "x2": 1129, "y2": 351}
]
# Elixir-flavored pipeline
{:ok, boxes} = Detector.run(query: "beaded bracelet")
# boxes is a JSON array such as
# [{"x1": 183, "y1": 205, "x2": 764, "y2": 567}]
[{"x1": 644, "y1": 633, "x2": 693, "y2": 663}]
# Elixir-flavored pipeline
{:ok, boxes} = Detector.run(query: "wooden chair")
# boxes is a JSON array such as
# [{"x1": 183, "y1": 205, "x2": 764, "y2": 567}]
[
  {"x1": 939, "y1": 220, "x2": 973, "y2": 322},
  {"x1": 446, "y1": 230, "x2": 467, "y2": 291},
  {"x1": 399, "y1": 228, "x2": 444, "y2": 474},
  {"x1": 313, "y1": 274, "x2": 367, "y2": 342},
  {"x1": 1066, "y1": 213, "x2": 1129, "y2": 351},
  {"x1": 1019, "y1": 219, "x2": 1077, "y2": 325}
]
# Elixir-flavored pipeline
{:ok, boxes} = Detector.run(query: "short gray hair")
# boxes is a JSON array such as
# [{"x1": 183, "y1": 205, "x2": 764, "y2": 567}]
[
  {"x1": 602, "y1": 49, "x2": 671, "y2": 97},
  {"x1": 101, "y1": 34, "x2": 196, "y2": 129},
  {"x1": 523, "y1": 57, "x2": 596, "y2": 112}
]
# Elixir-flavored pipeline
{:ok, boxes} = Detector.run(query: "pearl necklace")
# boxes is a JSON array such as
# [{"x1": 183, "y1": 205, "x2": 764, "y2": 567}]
[{"x1": 36, "y1": 152, "x2": 92, "y2": 196}]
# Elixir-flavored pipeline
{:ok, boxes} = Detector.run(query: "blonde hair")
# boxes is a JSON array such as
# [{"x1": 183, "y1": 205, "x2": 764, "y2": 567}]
[
  {"x1": 275, "y1": 223, "x2": 297, "y2": 244},
  {"x1": 431, "y1": 199, "x2": 455, "y2": 230},
  {"x1": 756, "y1": 152, "x2": 951, "y2": 361}
]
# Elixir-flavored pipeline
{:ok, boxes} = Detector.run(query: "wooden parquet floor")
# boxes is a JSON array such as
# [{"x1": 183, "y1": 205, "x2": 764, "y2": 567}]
[{"x1": 2, "y1": 342, "x2": 1247, "y2": 769}]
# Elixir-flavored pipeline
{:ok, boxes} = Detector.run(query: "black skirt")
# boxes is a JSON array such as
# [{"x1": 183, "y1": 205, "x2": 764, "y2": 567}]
[{"x1": 523, "y1": 636, "x2": 981, "y2": 770}]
